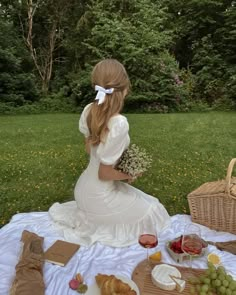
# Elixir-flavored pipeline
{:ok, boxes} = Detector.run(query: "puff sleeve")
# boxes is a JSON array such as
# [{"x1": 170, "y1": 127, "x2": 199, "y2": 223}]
[
  {"x1": 96, "y1": 116, "x2": 130, "y2": 165},
  {"x1": 79, "y1": 103, "x2": 92, "y2": 137}
]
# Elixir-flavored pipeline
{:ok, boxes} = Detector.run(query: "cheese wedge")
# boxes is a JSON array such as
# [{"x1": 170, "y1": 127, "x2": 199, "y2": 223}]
[
  {"x1": 170, "y1": 276, "x2": 186, "y2": 292},
  {"x1": 151, "y1": 264, "x2": 181, "y2": 291}
]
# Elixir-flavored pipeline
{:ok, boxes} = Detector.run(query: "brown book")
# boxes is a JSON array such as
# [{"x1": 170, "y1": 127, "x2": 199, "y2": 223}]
[{"x1": 44, "y1": 240, "x2": 80, "y2": 266}]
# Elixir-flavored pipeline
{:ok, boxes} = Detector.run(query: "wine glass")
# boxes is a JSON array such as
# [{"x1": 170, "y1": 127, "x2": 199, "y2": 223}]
[
  {"x1": 138, "y1": 221, "x2": 158, "y2": 272},
  {"x1": 181, "y1": 224, "x2": 202, "y2": 269}
]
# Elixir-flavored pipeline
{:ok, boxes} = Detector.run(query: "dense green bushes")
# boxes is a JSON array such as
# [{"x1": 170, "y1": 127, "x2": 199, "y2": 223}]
[
  {"x1": 0, "y1": 97, "x2": 80, "y2": 115},
  {"x1": 0, "y1": 0, "x2": 235, "y2": 114},
  {"x1": 0, "y1": 18, "x2": 39, "y2": 106}
]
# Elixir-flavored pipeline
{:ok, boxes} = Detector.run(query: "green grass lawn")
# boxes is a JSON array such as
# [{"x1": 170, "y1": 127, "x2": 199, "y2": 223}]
[{"x1": 0, "y1": 112, "x2": 235, "y2": 226}]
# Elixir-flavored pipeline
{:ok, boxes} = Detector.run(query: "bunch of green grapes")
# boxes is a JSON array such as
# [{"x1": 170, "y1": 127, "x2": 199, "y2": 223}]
[{"x1": 188, "y1": 262, "x2": 236, "y2": 295}]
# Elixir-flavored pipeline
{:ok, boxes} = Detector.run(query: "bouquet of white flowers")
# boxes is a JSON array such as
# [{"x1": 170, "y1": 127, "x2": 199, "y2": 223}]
[{"x1": 116, "y1": 144, "x2": 152, "y2": 177}]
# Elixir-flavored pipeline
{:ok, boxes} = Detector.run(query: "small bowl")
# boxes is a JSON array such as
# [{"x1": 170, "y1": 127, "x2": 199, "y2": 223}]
[{"x1": 166, "y1": 236, "x2": 208, "y2": 263}]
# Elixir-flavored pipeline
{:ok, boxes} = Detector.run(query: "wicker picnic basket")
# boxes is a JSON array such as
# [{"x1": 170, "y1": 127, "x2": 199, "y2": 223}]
[{"x1": 187, "y1": 158, "x2": 236, "y2": 234}]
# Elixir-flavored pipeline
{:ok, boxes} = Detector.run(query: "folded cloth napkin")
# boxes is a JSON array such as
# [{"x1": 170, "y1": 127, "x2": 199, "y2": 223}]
[
  {"x1": 207, "y1": 240, "x2": 236, "y2": 255},
  {"x1": 10, "y1": 230, "x2": 45, "y2": 295}
]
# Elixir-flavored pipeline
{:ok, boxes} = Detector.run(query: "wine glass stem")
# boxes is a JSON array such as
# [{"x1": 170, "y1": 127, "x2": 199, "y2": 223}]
[
  {"x1": 147, "y1": 248, "x2": 150, "y2": 267},
  {"x1": 189, "y1": 254, "x2": 192, "y2": 269}
]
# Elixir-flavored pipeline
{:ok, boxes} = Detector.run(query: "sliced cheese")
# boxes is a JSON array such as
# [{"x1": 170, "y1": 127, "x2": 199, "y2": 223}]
[
  {"x1": 171, "y1": 276, "x2": 186, "y2": 292},
  {"x1": 151, "y1": 264, "x2": 181, "y2": 291}
]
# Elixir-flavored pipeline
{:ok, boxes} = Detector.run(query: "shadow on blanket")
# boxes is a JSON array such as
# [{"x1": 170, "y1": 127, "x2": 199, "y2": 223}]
[{"x1": 10, "y1": 230, "x2": 45, "y2": 295}]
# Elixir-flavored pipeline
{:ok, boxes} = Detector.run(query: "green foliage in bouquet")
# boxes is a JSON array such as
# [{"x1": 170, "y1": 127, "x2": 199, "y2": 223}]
[{"x1": 116, "y1": 144, "x2": 152, "y2": 177}]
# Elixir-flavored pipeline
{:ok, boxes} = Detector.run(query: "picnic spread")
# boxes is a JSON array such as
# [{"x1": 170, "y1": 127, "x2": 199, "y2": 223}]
[
  {"x1": 1, "y1": 213, "x2": 236, "y2": 295},
  {"x1": 1, "y1": 159, "x2": 236, "y2": 294}
]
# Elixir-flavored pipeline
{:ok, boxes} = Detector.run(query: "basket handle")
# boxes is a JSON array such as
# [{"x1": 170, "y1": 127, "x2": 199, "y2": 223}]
[{"x1": 225, "y1": 158, "x2": 236, "y2": 198}]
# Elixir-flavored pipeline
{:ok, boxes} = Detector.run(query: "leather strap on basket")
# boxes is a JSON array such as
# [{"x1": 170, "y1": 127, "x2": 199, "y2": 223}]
[{"x1": 225, "y1": 158, "x2": 236, "y2": 199}]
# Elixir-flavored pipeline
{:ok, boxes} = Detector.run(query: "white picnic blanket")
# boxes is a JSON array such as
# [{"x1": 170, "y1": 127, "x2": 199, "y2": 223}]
[{"x1": 0, "y1": 213, "x2": 235, "y2": 295}]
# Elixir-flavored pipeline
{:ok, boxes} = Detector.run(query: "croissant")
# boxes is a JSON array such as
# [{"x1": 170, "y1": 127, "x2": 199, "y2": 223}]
[{"x1": 95, "y1": 274, "x2": 137, "y2": 295}]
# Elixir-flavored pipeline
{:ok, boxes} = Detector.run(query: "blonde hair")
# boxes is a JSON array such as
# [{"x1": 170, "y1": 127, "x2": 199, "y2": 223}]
[{"x1": 87, "y1": 59, "x2": 130, "y2": 145}]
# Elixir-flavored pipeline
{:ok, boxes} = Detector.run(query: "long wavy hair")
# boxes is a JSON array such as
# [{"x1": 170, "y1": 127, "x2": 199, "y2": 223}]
[{"x1": 87, "y1": 59, "x2": 130, "y2": 145}]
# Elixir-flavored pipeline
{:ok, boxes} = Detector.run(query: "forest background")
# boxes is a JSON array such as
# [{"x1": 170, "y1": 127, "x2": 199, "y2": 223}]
[{"x1": 1, "y1": 0, "x2": 236, "y2": 114}]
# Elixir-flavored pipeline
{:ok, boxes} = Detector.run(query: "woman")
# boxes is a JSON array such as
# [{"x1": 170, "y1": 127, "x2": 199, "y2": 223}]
[{"x1": 49, "y1": 59, "x2": 170, "y2": 247}]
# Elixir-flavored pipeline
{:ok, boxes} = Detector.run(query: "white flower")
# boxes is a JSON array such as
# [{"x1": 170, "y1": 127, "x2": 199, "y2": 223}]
[{"x1": 116, "y1": 144, "x2": 152, "y2": 177}]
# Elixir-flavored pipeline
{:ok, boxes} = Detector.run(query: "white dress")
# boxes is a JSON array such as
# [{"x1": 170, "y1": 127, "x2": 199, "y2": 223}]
[{"x1": 49, "y1": 104, "x2": 170, "y2": 247}]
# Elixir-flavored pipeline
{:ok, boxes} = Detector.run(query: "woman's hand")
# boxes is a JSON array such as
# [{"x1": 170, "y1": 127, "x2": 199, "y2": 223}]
[
  {"x1": 127, "y1": 176, "x2": 136, "y2": 184},
  {"x1": 127, "y1": 173, "x2": 142, "y2": 184}
]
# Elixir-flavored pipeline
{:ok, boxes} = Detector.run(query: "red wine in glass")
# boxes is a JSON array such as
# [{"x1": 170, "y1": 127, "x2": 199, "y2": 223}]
[
  {"x1": 139, "y1": 234, "x2": 158, "y2": 248},
  {"x1": 138, "y1": 222, "x2": 158, "y2": 272},
  {"x1": 182, "y1": 234, "x2": 202, "y2": 255},
  {"x1": 181, "y1": 224, "x2": 202, "y2": 270}
]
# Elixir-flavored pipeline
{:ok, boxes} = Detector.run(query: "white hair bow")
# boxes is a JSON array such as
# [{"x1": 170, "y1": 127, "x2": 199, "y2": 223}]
[{"x1": 95, "y1": 85, "x2": 114, "y2": 105}]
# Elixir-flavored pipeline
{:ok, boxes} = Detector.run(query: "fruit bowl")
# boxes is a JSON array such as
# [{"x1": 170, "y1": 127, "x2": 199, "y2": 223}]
[{"x1": 166, "y1": 235, "x2": 208, "y2": 263}]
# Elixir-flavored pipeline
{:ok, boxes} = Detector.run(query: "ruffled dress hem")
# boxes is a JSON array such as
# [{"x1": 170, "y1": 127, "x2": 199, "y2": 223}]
[{"x1": 49, "y1": 200, "x2": 170, "y2": 247}]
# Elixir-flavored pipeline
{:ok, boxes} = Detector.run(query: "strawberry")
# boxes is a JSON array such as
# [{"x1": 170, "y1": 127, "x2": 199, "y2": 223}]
[{"x1": 170, "y1": 236, "x2": 184, "y2": 254}]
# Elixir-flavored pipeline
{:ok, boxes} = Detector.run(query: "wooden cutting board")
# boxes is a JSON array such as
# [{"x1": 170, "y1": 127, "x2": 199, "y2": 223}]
[{"x1": 132, "y1": 260, "x2": 206, "y2": 295}]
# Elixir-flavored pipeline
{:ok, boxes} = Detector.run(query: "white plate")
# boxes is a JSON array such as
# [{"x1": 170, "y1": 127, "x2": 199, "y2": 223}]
[{"x1": 86, "y1": 275, "x2": 140, "y2": 295}]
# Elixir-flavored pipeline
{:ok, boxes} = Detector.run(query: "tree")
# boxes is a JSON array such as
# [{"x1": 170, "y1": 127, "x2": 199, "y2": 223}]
[
  {"x1": 165, "y1": 0, "x2": 231, "y2": 67},
  {"x1": 16, "y1": 0, "x2": 76, "y2": 94},
  {"x1": 165, "y1": 0, "x2": 236, "y2": 106},
  {"x1": 67, "y1": 0, "x2": 190, "y2": 111},
  {"x1": 0, "y1": 14, "x2": 38, "y2": 105},
  {"x1": 215, "y1": 3, "x2": 236, "y2": 63}
]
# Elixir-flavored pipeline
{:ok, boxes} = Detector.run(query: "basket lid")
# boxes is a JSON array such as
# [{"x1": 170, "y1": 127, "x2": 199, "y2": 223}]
[{"x1": 188, "y1": 178, "x2": 236, "y2": 197}]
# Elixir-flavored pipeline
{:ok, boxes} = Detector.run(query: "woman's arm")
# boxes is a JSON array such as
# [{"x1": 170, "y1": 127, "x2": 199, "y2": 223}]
[{"x1": 98, "y1": 163, "x2": 133, "y2": 181}]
